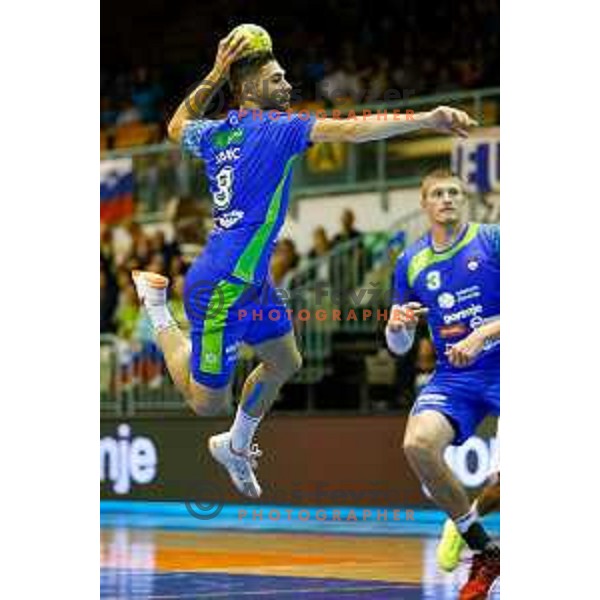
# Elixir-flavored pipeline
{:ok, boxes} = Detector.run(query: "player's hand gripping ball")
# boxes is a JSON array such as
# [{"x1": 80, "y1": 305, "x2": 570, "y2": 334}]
[{"x1": 230, "y1": 24, "x2": 273, "y2": 58}]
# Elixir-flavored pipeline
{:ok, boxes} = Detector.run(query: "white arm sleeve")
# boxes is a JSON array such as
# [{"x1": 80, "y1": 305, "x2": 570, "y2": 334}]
[{"x1": 385, "y1": 305, "x2": 416, "y2": 355}]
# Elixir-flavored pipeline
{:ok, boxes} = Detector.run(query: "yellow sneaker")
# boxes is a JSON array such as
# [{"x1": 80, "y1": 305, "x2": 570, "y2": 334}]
[{"x1": 437, "y1": 518, "x2": 466, "y2": 572}]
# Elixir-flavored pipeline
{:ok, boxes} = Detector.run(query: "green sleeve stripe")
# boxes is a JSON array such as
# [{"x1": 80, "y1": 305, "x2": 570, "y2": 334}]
[
  {"x1": 407, "y1": 223, "x2": 480, "y2": 287},
  {"x1": 233, "y1": 154, "x2": 299, "y2": 283},
  {"x1": 200, "y1": 280, "x2": 247, "y2": 374}
]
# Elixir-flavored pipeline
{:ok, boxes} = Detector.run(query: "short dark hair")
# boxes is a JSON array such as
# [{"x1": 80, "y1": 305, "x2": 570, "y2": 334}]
[{"x1": 229, "y1": 51, "x2": 275, "y2": 101}]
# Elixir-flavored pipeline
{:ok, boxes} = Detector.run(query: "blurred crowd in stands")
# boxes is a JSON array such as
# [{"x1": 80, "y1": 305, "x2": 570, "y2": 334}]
[
  {"x1": 101, "y1": 0, "x2": 499, "y2": 149},
  {"x1": 101, "y1": 208, "x2": 371, "y2": 336},
  {"x1": 270, "y1": 209, "x2": 368, "y2": 290},
  {"x1": 100, "y1": 221, "x2": 182, "y2": 387}
]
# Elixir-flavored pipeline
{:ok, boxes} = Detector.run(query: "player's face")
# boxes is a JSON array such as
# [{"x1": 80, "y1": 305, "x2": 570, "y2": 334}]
[
  {"x1": 254, "y1": 60, "x2": 292, "y2": 110},
  {"x1": 421, "y1": 179, "x2": 465, "y2": 225}
]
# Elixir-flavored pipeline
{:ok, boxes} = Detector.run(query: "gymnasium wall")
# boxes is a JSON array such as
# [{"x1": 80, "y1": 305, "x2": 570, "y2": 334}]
[{"x1": 282, "y1": 189, "x2": 422, "y2": 254}]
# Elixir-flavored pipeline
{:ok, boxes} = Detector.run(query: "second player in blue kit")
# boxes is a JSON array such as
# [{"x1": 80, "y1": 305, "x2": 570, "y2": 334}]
[
  {"x1": 386, "y1": 169, "x2": 500, "y2": 598},
  {"x1": 393, "y1": 219, "x2": 500, "y2": 444}
]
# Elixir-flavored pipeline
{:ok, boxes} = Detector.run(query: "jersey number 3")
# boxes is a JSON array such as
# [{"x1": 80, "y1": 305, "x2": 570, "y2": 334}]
[{"x1": 214, "y1": 166, "x2": 234, "y2": 210}]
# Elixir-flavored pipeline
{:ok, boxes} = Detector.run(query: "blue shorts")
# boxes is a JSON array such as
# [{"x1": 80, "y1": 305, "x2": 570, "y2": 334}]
[
  {"x1": 183, "y1": 271, "x2": 292, "y2": 388},
  {"x1": 411, "y1": 368, "x2": 500, "y2": 445}
]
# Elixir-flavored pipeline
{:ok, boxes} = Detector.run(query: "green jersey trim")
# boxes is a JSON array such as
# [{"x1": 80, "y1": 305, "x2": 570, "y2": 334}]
[
  {"x1": 200, "y1": 280, "x2": 247, "y2": 374},
  {"x1": 407, "y1": 223, "x2": 480, "y2": 287},
  {"x1": 233, "y1": 154, "x2": 299, "y2": 283}
]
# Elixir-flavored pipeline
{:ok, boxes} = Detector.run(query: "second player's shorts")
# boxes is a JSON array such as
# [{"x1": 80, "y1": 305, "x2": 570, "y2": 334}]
[
  {"x1": 411, "y1": 368, "x2": 500, "y2": 445},
  {"x1": 184, "y1": 271, "x2": 292, "y2": 388}
]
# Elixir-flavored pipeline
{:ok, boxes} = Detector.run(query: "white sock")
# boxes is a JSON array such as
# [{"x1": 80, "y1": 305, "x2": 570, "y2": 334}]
[
  {"x1": 454, "y1": 505, "x2": 480, "y2": 534},
  {"x1": 142, "y1": 288, "x2": 176, "y2": 332},
  {"x1": 230, "y1": 407, "x2": 262, "y2": 453},
  {"x1": 146, "y1": 303, "x2": 176, "y2": 332}
]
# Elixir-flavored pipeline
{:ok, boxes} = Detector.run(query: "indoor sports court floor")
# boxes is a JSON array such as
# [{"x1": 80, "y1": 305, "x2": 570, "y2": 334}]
[{"x1": 101, "y1": 503, "x2": 500, "y2": 599}]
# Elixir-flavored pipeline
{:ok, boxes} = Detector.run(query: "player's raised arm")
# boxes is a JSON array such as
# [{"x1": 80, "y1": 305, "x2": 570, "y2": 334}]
[
  {"x1": 310, "y1": 106, "x2": 477, "y2": 144},
  {"x1": 167, "y1": 32, "x2": 251, "y2": 142}
]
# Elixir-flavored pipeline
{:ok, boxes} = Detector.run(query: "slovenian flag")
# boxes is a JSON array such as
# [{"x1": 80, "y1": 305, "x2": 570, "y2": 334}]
[{"x1": 100, "y1": 158, "x2": 134, "y2": 223}]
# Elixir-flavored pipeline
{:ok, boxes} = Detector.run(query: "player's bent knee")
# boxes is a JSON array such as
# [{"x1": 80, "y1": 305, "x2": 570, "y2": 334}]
[
  {"x1": 185, "y1": 383, "x2": 228, "y2": 416},
  {"x1": 189, "y1": 398, "x2": 223, "y2": 417},
  {"x1": 266, "y1": 348, "x2": 303, "y2": 381},
  {"x1": 403, "y1": 428, "x2": 440, "y2": 465},
  {"x1": 290, "y1": 350, "x2": 303, "y2": 374},
  {"x1": 281, "y1": 348, "x2": 302, "y2": 376}
]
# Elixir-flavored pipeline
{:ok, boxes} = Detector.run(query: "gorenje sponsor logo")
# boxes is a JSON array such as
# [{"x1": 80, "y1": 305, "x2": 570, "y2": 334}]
[
  {"x1": 100, "y1": 424, "x2": 158, "y2": 494},
  {"x1": 443, "y1": 304, "x2": 483, "y2": 325}
]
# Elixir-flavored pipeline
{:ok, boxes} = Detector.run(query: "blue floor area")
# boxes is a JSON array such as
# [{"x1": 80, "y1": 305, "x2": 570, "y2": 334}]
[
  {"x1": 101, "y1": 570, "x2": 427, "y2": 599},
  {"x1": 101, "y1": 501, "x2": 500, "y2": 537}
]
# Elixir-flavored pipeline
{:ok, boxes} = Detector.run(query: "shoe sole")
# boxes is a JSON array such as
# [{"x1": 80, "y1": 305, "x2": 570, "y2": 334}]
[
  {"x1": 208, "y1": 437, "x2": 261, "y2": 499},
  {"x1": 488, "y1": 577, "x2": 500, "y2": 598},
  {"x1": 131, "y1": 270, "x2": 169, "y2": 289}
]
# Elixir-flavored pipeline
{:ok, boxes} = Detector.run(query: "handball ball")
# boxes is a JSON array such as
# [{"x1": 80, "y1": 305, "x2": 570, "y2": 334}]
[{"x1": 231, "y1": 24, "x2": 273, "y2": 58}]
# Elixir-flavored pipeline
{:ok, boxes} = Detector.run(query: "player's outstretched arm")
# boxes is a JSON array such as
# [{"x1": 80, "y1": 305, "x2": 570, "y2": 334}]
[
  {"x1": 310, "y1": 106, "x2": 477, "y2": 144},
  {"x1": 167, "y1": 32, "x2": 251, "y2": 142}
]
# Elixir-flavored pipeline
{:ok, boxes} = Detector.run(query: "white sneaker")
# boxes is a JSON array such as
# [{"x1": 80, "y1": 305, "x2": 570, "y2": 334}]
[
  {"x1": 131, "y1": 270, "x2": 169, "y2": 307},
  {"x1": 208, "y1": 432, "x2": 263, "y2": 498}
]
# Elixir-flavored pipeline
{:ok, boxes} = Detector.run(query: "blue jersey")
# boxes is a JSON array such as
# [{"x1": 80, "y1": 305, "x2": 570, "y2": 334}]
[
  {"x1": 393, "y1": 223, "x2": 500, "y2": 372},
  {"x1": 181, "y1": 110, "x2": 316, "y2": 285}
]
